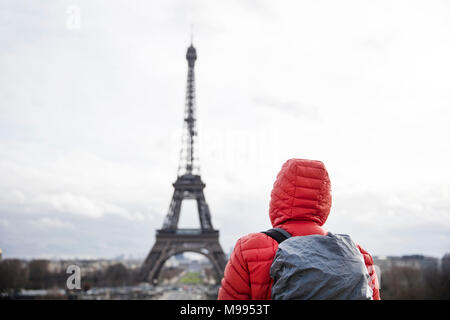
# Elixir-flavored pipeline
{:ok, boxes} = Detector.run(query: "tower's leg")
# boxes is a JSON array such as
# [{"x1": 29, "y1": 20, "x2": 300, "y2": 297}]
[
  {"x1": 139, "y1": 237, "x2": 168, "y2": 284},
  {"x1": 162, "y1": 190, "x2": 183, "y2": 231},
  {"x1": 196, "y1": 191, "x2": 213, "y2": 230}
]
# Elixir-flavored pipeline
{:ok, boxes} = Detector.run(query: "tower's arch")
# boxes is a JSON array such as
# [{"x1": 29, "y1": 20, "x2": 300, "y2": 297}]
[
  {"x1": 150, "y1": 248, "x2": 224, "y2": 285},
  {"x1": 140, "y1": 229, "x2": 227, "y2": 284}
]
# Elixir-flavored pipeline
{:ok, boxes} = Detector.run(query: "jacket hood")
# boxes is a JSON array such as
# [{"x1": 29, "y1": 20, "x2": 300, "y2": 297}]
[{"x1": 269, "y1": 158, "x2": 332, "y2": 228}]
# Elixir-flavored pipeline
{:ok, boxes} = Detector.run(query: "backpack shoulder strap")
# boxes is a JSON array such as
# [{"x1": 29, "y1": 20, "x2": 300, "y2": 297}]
[{"x1": 261, "y1": 228, "x2": 291, "y2": 244}]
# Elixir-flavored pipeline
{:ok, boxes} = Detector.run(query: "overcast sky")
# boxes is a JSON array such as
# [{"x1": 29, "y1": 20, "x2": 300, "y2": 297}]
[{"x1": 1, "y1": 0, "x2": 450, "y2": 260}]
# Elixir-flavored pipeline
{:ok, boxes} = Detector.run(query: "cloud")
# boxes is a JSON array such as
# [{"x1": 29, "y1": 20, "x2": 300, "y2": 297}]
[
  {"x1": 326, "y1": 186, "x2": 450, "y2": 257},
  {"x1": 30, "y1": 217, "x2": 75, "y2": 230},
  {"x1": 1, "y1": 0, "x2": 450, "y2": 260},
  {"x1": 253, "y1": 96, "x2": 320, "y2": 119},
  {"x1": 35, "y1": 192, "x2": 123, "y2": 219},
  {"x1": 0, "y1": 218, "x2": 10, "y2": 228}
]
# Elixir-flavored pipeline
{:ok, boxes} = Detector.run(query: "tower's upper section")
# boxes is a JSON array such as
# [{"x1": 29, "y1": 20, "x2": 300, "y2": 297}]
[
  {"x1": 186, "y1": 44, "x2": 197, "y2": 67},
  {"x1": 178, "y1": 43, "x2": 200, "y2": 177}
]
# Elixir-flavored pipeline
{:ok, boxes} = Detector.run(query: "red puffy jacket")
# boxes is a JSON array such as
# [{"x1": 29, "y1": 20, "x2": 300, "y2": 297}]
[{"x1": 218, "y1": 159, "x2": 380, "y2": 300}]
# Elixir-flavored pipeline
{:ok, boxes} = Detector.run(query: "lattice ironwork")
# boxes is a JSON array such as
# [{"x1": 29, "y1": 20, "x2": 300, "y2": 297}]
[{"x1": 140, "y1": 43, "x2": 227, "y2": 284}]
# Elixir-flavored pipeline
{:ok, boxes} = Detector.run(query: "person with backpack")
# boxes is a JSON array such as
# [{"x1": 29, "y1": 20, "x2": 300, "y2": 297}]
[{"x1": 218, "y1": 158, "x2": 380, "y2": 300}]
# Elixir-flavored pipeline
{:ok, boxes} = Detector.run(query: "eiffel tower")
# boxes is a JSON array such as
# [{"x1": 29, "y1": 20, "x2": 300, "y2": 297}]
[{"x1": 140, "y1": 42, "x2": 227, "y2": 284}]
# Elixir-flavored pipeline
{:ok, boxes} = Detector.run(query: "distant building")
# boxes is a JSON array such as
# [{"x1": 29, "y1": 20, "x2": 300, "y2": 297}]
[
  {"x1": 48, "y1": 260, "x2": 64, "y2": 273},
  {"x1": 174, "y1": 253, "x2": 185, "y2": 261},
  {"x1": 164, "y1": 256, "x2": 181, "y2": 268},
  {"x1": 399, "y1": 255, "x2": 438, "y2": 270},
  {"x1": 374, "y1": 255, "x2": 439, "y2": 273},
  {"x1": 442, "y1": 253, "x2": 450, "y2": 272},
  {"x1": 188, "y1": 260, "x2": 202, "y2": 272}
]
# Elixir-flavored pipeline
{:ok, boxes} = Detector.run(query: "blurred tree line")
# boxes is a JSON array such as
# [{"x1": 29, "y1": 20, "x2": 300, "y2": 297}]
[
  {"x1": 0, "y1": 259, "x2": 141, "y2": 292},
  {"x1": 0, "y1": 259, "x2": 193, "y2": 293},
  {"x1": 379, "y1": 266, "x2": 450, "y2": 299},
  {"x1": 159, "y1": 266, "x2": 184, "y2": 282},
  {"x1": 1, "y1": 258, "x2": 449, "y2": 299}
]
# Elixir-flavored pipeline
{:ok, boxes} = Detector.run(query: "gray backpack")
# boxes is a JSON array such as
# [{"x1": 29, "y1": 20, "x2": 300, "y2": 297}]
[{"x1": 262, "y1": 228, "x2": 373, "y2": 300}]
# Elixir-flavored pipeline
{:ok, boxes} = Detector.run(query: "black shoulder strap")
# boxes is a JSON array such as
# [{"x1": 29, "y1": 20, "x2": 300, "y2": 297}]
[{"x1": 261, "y1": 228, "x2": 291, "y2": 244}]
